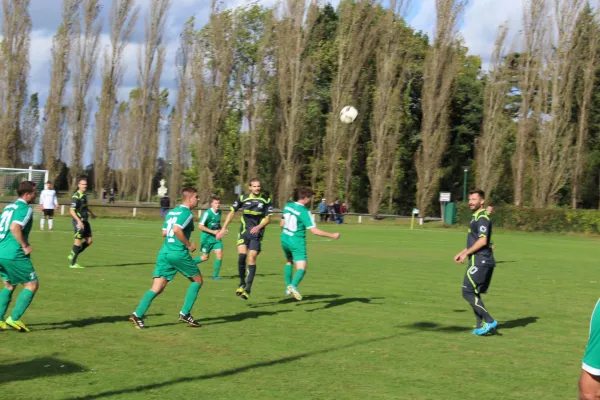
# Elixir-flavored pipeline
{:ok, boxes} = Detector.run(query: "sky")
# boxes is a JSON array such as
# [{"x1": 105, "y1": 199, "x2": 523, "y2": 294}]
[{"x1": 24, "y1": 0, "x2": 524, "y2": 165}]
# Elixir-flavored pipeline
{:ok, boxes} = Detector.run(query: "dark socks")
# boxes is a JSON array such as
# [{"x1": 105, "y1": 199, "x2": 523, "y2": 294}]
[
  {"x1": 238, "y1": 254, "x2": 247, "y2": 287},
  {"x1": 462, "y1": 291, "x2": 494, "y2": 324},
  {"x1": 245, "y1": 265, "x2": 256, "y2": 293},
  {"x1": 71, "y1": 245, "x2": 81, "y2": 265}
]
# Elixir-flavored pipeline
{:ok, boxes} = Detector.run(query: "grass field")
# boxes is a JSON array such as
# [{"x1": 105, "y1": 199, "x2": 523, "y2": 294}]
[{"x1": 1, "y1": 216, "x2": 598, "y2": 399}]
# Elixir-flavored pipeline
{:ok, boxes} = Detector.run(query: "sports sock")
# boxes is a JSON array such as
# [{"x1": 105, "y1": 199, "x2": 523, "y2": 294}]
[
  {"x1": 79, "y1": 241, "x2": 90, "y2": 254},
  {"x1": 48, "y1": 219, "x2": 53, "y2": 229},
  {"x1": 238, "y1": 254, "x2": 247, "y2": 287},
  {"x1": 71, "y1": 245, "x2": 81, "y2": 265},
  {"x1": 284, "y1": 264, "x2": 293, "y2": 286},
  {"x1": 40, "y1": 219, "x2": 45, "y2": 229},
  {"x1": 213, "y1": 259, "x2": 222, "y2": 277},
  {"x1": 291, "y1": 269, "x2": 306, "y2": 287},
  {"x1": 10, "y1": 289, "x2": 35, "y2": 320},
  {"x1": 181, "y1": 282, "x2": 202, "y2": 315},
  {"x1": 462, "y1": 291, "x2": 494, "y2": 324},
  {"x1": 0, "y1": 288, "x2": 14, "y2": 320},
  {"x1": 134, "y1": 290, "x2": 158, "y2": 318},
  {"x1": 245, "y1": 265, "x2": 256, "y2": 293}
]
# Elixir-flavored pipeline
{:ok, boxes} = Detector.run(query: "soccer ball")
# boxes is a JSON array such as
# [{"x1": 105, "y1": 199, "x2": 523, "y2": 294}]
[{"x1": 339, "y1": 106, "x2": 358, "y2": 124}]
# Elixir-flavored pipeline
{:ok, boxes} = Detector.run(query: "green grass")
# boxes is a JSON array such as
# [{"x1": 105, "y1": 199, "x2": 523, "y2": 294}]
[{"x1": 1, "y1": 217, "x2": 598, "y2": 399}]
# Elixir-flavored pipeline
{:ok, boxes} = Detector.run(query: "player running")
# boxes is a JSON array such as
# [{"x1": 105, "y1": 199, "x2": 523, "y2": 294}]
[
  {"x1": 194, "y1": 195, "x2": 226, "y2": 280},
  {"x1": 454, "y1": 189, "x2": 498, "y2": 336},
  {"x1": 129, "y1": 187, "x2": 203, "y2": 329},
  {"x1": 39, "y1": 181, "x2": 59, "y2": 231},
  {"x1": 0, "y1": 181, "x2": 39, "y2": 332},
  {"x1": 280, "y1": 188, "x2": 340, "y2": 300},
  {"x1": 580, "y1": 299, "x2": 600, "y2": 400},
  {"x1": 217, "y1": 178, "x2": 273, "y2": 300},
  {"x1": 68, "y1": 177, "x2": 96, "y2": 269}
]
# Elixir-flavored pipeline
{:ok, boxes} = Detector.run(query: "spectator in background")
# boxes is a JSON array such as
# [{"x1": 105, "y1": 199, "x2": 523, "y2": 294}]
[
  {"x1": 327, "y1": 202, "x2": 336, "y2": 222},
  {"x1": 160, "y1": 195, "x2": 170, "y2": 218},
  {"x1": 318, "y1": 198, "x2": 327, "y2": 222},
  {"x1": 108, "y1": 188, "x2": 115, "y2": 204},
  {"x1": 333, "y1": 200, "x2": 342, "y2": 224}
]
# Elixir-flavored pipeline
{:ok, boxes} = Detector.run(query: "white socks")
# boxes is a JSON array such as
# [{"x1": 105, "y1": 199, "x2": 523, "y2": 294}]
[{"x1": 48, "y1": 219, "x2": 53, "y2": 229}]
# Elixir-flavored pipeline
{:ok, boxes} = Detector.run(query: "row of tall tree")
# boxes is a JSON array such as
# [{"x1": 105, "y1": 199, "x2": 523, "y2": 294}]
[{"x1": 1, "y1": 0, "x2": 600, "y2": 215}]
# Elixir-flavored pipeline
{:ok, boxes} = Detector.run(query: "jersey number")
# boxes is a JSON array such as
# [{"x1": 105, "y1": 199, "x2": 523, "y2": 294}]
[
  {"x1": 165, "y1": 217, "x2": 177, "y2": 238},
  {"x1": 283, "y1": 214, "x2": 298, "y2": 232},
  {"x1": 0, "y1": 210, "x2": 14, "y2": 236}
]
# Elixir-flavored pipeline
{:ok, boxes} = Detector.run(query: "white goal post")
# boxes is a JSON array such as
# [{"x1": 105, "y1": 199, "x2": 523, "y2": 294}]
[{"x1": 0, "y1": 166, "x2": 49, "y2": 195}]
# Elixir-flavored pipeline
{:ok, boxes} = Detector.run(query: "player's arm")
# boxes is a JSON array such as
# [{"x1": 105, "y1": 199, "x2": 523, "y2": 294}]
[
  {"x1": 10, "y1": 209, "x2": 33, "y2": 255},
  {"x1": 88, "y1": 205, "x2": 97, "y2": 219},
  {"x1": 217, "y1": 196, "x2": 241, "y2": 239},
  {"x1": 54, "y1": 193, "x2": 59, "y2": 210},
  {"x1": 309, "y1": 227, "x2": 340, "y2": 240},
  {"x1": 172, "y1": 225, "x2": 196, "y2": 252},
  {"x1": 198, "y1": 223, "x2": 219, "y2": 236},
  {"x1": 250, "y1": 199, "x2": 273, "y2": 235},
  {"x1": 162, "y1": 229, "x2": 167, "y2": 237}
]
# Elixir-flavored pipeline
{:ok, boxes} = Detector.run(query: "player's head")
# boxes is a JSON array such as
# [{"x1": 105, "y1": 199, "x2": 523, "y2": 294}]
[
  {"x1": 46, "y1": 181, "x2": 53, "y2": 189},
  {"x1": 18, "y1": 181, "x2": 37, "y2": 204},
  {"x1": 210, "y1": 195, "x2": 221, "y2": 210},
  {"x1": 293, "y1": 187, "x2": 315, "y2": 204},
  {"x1": 78, "y1": 177, "x2": 88, "y2": 193},
  {"x1": 181, "y1": 187, "x2": 199, "y2": 209},
  {"x1": 249, "y1": 178, "x2": 261, "y2": 195},
  {"x1": 468, "y1": 189, "x2": 485, "y2": 211}
]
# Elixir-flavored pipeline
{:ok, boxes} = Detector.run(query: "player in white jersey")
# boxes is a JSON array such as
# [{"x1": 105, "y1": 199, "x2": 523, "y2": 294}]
[{"x1": 39, "y1": 181, "x2": 59, "y2": 231}]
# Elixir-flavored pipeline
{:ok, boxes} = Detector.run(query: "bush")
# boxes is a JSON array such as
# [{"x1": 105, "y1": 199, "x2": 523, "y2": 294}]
[{"x1": 456, "y1": 204, "x2": 600, "y2": 234}]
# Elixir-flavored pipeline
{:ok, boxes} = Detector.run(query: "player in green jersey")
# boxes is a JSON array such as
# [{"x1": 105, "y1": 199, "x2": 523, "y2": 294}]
[
  {"x1": 129, "y1": 187, "x2": 203, "y2": 329},
  {"x1": 194, "y1": 195, "x2": 227, "y2": 280},
  {"x1": 280, "y1": 187, "x2": 340, "y2": 301},
  {"x1": 580, "y1": 299, "x2": 600, "y2": 400},
  {"x1": 0, "y1": 181, "x2": 39, "y2": 332}
]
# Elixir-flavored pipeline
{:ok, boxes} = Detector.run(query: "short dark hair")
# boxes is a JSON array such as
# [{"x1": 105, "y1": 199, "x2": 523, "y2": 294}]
[
  {"x1": 468, "y1": 189, "x2": 485, "y2": 199},
  {"x1": 249, "y1": 178, "x2": 261, "y2": 185},
  {"x1": 46, "y1": 181, "x2": 52, "y2": 184},
  {"x1": 78, "y1": 177, "x2": 88, "y2": 183},
  {"x1": 18, "y1": 181, "x2": 37, "y2": 196},
  {"x1": 293, "y1": 187, "x2": 315, "y2": 202},
  {"x1": 211, "y1": 195, "x2": 221, "y2": 202},
  {"x1": 181, "y1": 187, "x2": 197, "y2": 197}
]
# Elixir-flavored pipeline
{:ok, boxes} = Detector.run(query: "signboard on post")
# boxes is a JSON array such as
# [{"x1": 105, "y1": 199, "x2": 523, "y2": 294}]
[{"x1": 439, "y1": 192, "x2": 451, "y2": 202}]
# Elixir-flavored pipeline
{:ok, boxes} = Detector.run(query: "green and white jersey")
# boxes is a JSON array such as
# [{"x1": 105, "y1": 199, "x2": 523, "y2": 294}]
[
  {"x1": 161, "y1": 205, "x2": 194, "y2": 253},
  {"x1": 199, "y1": 208, "x2": 221, "y2": 243},
  {"x1": 583, "y1": 299, "x2": 600, "y2": 375},
  {"x1": 0, "y1": 199, "x2": 33, "y2": 259},
  {"x1": 280, "y1": 202, "x2": 315, "y2": 243}
]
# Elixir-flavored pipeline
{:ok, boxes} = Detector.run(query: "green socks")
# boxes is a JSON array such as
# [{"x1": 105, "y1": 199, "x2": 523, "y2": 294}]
[
  {"x1": 10, "y1": 289, "x2": 35, "y2": 321},
  {"x1": 292, "y1": 269, "x2": 306, "y2": 287},
  {"x1": 284, "y1": 264, "x2": 293, "y2": 286},
  {"x1": 213, "y1": 259, "x2": 222, "y2": 277},
  {"x1": 181, "y1": 282, "x2": 202, "y2": 315},
  {"x1": 135, "y1": 290, "x2": 158, "y2": 318},
  {"x1": 0, "y1": 287, "x2": 14, "y2": 320}
]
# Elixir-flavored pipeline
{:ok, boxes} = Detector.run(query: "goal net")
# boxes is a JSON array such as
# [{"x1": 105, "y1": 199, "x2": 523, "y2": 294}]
[{"x1": 0, "y1": 167, "x2": 48, "y2": 196}]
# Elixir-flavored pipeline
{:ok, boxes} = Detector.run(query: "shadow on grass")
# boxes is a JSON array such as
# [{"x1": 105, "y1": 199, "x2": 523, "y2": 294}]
[
  {"x1": 201, "y1": 310, "x2": 293, "y2": 326},
  {"x1": 28, "y1": 314, "x2": 165, "y2": 331},
  {"x1": 62, "y1": 334, "x2": 403, "y2": 400},
  {"x1": 495, "y1": 261, "x2": 516, "y2": 264},
  {"x1": 404, "y1": 316, "x2": 539, "y2": 333},
  {"x1": 248, "y1": 294, "x2": 342, "y2": 309},
  {"x1": 221, "y1": 273, "x2": 279, "y2": 279},
  {"x1": 0, "y1": 357, "x2": 87, "y2": 384},
  {"x1": 85, "y1": 262, "x2": 154, "y2": 268},
  {"x1": 305, "y1": 297, "x2": 385, "y2": 312}
]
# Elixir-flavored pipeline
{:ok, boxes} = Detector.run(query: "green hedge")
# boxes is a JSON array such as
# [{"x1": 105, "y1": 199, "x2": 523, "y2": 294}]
[{"x1": 456, "y1": 204, "x2": 600, "y2": 234}]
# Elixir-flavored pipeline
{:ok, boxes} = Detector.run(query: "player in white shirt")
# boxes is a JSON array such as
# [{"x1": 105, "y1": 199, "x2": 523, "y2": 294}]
[{"x1": 39, "y1": 181, "x2": 59, "y2": 230}]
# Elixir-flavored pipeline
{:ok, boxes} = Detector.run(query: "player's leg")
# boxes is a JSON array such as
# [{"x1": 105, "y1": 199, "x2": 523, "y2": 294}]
[
  {"x1": 281, "y1": 240, "x2": 294, "y2": 293},
  {"x1": 579, "y1": 370, "x2": 600, "y2": 400},
  {"x1": 0, "y1": 272, "x2": 15, "y2": 329},
  {"x1": 5, "y1": 259, "x2": 38, "y2": 332},
  {"x1": 172, "y1": 253, "x2": 203, "y2": 327},
  {"x1": 48, "y1": 209, "x2": 55, "y2": 230},
  {"x1": 236, "y1": 237, "x2": 248, "y2": 295},
  {"x1": 40, "y1": 211, "x2": 46, "y2": 230},
  {"x1": 241, "y1": 241, "x2": 261, "y2": 299},
  {"x1": 79, "y1": 223, "x2": 93, "y2": 254},
  {"x1": 69, "y1": 220, "x2": 84, "y2": 267},
  {"x1": 211, "y1": 241, "x2": 223, "y2": 280},
  {"x1": 462, "y1": 265, "x2": 496, "y2": 335},
  {"x1": 288, "y1": 260, "x2": 307, "y2": 301},
  {"x1": 130, "y1": 277, "x2": 169, "y2": 329}
]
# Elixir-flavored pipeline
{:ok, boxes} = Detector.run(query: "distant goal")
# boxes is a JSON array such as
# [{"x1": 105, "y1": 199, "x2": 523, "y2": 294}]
[{"x1": 0, "y1": 167, "x2": 48, "y2": 196}]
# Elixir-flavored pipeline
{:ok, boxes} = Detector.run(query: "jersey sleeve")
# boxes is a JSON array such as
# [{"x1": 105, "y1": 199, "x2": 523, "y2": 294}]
[
  {"x1": 39, "y1": 191, "x2": 44, "y2": 205},
  {"x1": 300, "y1": 208, "x2": 316, "y2": 230},
  {"x1": 70, "y1": 195, "x2": 80, "y2": 210},
  {"x1": 199, "y1": 210, "x2": 210, "y2": 226},
  {"x1": 54, "y1": 192, "x2": 59, "y2": 207},
  {"x1": 176, "y1": 210, "x2": 194, "y2": 229},
  {"x1": 12, "y1": 206, "x2": 33, "y2": 227},
  {"x1": 265, "y1": 197, "x2": 274, "y2": 216},
  {"x1": 476, "y1": 216, "x2": 491, "y2": 239},
  {"x1": 231, "y1": 195, "x2": 243, "y2": 212}
]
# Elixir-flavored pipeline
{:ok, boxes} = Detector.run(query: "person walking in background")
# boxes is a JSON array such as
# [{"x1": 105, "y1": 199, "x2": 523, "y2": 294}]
[
  {"x1": 108, "y1": 188, "x2": 115, "y2": 204},
  {"x1": 318, "y1": 198, "x2": 327, "y2": 222},
  {"x1": 160, "y1": 195, "x2": 170, "y2": 218}
]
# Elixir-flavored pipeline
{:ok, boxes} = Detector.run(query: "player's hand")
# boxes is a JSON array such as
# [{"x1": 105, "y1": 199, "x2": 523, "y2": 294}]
[
  {"x1": 215, "y1": 229, "x2": 225, "y2": 240},
  {"x1": 22, "y1": 245, "x2": 33, "y2": 255},
  {"x1": 250, "y1": 226, "x2": 262, "y2": 235},
  {"x1": 90, "y1": 213, "x2": 97, "y2": 220},
  {"x1": 187, "y1": 243, "x2": 197, "y2": 253},
  {"x1": 331, "y1": 233, "x2": 341, "y2": 240},
  {"x1": 55, "y1": 205, "x2": 60, "y2": 210},
  {"x1": 77, "y1": 221, "x2": 84, "y2": 230},
  {"x1": 454, "y1": 251, "x2": 467, "y2": 264}
]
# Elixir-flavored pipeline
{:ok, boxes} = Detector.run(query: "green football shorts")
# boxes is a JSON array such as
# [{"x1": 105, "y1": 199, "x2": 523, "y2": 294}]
[
  {"x1": 281, "y1": 239, "x2": 307, "y2": 263},
  {"x1": 200, "y1": 240, "x2": 223, "y2": 255},
  {"x1": 153, "y1": 251, "x2": 200, "y2": 281},
  {"x1": 0, "y1": 256, "x2": 37, "y2": 285},
  {"x1": 583, "y1": 299, "x2": 600, "y2": 376}
]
